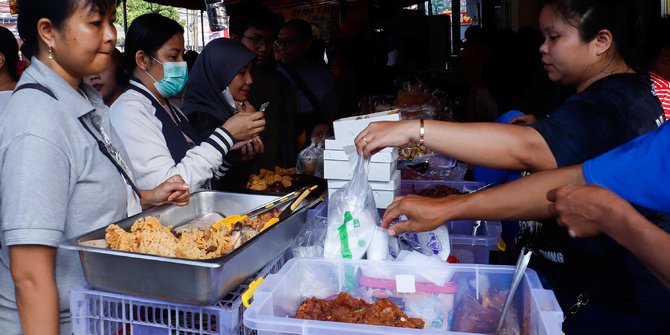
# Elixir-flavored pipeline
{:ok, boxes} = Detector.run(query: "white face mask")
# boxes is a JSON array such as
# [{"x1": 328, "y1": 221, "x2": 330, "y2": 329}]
[
  {"x1": 221, "y1": 87, "x2": 234, "y2": 106},
  {"x1": 222, "y1": 87, "x2": 244, "y2": 111}
]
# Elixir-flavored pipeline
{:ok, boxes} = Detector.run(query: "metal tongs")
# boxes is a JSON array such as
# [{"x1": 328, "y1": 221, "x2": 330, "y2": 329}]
[
  {"x1": 212, "y1": 186, "x2": 307, "y2": 231},
  {"x1": 258, "y1": 185, "x2": 318, "y2": 232},
  {"x1": 496, "y1": 247, "x2": 533, "y2": 334}
]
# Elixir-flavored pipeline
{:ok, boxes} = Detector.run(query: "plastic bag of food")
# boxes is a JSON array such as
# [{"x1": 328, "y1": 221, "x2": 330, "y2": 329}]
[
  {"x1": 291, "y1": 213, "x2": 328, "y2": 258},
  {"x1": 386, "y1": 215, "x2": 451, "y2": 261},
  {"x1": 399, "y1": 226, "x2": 451, "y2": 261},
  {"x1": 324, "y1": 155, "x2": 378, "y2": 259},
  {"x1": 296, "y1": 137, "x2": 324, "y2": 177}
]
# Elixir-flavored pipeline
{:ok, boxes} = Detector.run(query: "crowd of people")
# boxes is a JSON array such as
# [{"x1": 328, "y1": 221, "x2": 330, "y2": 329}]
[{"x1": 0, "y1": 0, "x2": 668, "y2": 334}]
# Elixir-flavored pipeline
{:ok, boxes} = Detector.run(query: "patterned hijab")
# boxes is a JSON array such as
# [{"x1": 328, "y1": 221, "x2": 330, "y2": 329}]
[{"x1": 181, "y1": 38, "x2": 256, "y2": 120}]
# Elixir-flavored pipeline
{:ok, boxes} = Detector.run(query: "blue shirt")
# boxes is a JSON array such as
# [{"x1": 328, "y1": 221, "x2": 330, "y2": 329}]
[{"x1": 583, "y1": 121, "x2": 669, "y2": 214}]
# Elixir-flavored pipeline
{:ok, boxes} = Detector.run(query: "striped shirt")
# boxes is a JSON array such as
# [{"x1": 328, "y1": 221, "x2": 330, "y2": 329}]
[{"x1": 650, "y1": 71, "x2": 670, "y2": 120}]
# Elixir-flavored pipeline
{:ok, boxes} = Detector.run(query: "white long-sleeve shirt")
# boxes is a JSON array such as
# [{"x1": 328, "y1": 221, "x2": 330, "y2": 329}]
[{"x1": 110, "y1": 81, "x2": 234, "y2": 190}]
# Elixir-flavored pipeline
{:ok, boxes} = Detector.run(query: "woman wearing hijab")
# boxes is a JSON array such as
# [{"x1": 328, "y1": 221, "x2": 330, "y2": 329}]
[
  {"x1": 181, "y1": 38, "x2": 268, "y2": 191},
  {"x1": 110, "y1": 14, "x2": 266, "y2": 191}
]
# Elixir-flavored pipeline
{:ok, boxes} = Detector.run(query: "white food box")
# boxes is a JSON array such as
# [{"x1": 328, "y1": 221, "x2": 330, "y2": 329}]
[
  {"x1": 332, "y1": 109, "x2": 401, "y2": 143},
  {"x1": 328, "y1": 185, "x2": 401, "y2": 209},
  {"x1": 324, "y1": 159, "x2": 397, "y2": 182},
  {"x1": 323, "y1": 148, "x2": 398, "y2": 163},
  {"x1": 324, "y1": 138, "x2": 395, "y2": 153},
  {"x1": 327, "y1": 170, "x2": 401, "y2": 190}
]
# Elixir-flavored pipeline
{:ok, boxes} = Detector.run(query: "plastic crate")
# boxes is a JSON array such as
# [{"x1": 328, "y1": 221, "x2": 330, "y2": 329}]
[
  {"x1": 70, "y1": 249, "x2": 292, "y2": 335},
  {"x1": 243, "y1": 258, "x2": 564, "y2": 335}
]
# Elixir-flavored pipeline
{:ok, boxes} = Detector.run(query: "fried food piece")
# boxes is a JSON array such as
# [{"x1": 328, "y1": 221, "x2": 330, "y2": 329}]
[
  {"x1": 105, "y1": 224, "x2": 134, "y2": 251},
  {"x1": 241, "y1": 208, "x2": 279, "y2": 231},
  {"x1": 295, "y1": 292, "x2": 424, "y2": 329},
  {"x1": 105, "y1": 216, "x2": 178, "y2": 256},
  {"x1": 105, "y1": 210, "x2": 281, "y2": 260},
  {"x1": 246, "y1": 166, "x2": 297, "y2": 191}
]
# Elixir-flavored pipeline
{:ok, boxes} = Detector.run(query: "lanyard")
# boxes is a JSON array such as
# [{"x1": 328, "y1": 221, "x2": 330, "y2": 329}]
[{"x1": 78, "y1": 117, "x2": 142, "y2": 199}]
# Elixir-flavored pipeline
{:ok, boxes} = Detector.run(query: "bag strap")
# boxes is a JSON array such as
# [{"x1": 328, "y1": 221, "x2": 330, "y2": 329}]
[
  {"x1": 13, "y1": 83, "x2": 58, "y2": 100},
  {"x1": 12, "y1": 82, "x2": 142, "y2": 199}
]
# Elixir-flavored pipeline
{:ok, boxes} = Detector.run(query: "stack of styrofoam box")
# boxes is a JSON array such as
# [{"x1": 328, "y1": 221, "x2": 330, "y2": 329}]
[{"x1": 324, "y1": 110, "x2": 402, "y2": 208}]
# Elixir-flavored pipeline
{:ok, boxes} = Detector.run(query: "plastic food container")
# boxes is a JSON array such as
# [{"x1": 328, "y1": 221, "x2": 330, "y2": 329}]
[
  {"x1": 61, "y1": 191, "x2": 320, "y2": 305},
  {"x1": 70, "y1": 249, "x2": 293, "y2": 335},
  {"x1": 447, "y1": 220, "x2": 502, "y2": 264},
  {"x1": 400, "y1": 179, "x2": 487, "y2": 195},
  {"x1": 243, "y1": 258, "x2": 563, "y2": 335}
]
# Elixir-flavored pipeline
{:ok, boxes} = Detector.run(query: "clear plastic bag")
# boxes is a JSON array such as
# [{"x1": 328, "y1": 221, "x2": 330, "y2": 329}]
[
  {"x1": 387, "y1": 215, "x2": 451, "y2": 261},
  {"x1": 291, "y1": 214, "x2": 328, "y2": 258},
  {"x1": 296, "y1": 137, "x2": 324, "y2": 177},
  {"x1": 324, "y1": 156, "x2": 378, "y2": 259}
]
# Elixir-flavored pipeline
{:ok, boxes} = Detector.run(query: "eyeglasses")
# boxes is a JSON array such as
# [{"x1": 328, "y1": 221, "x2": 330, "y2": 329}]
[
  {"x1": 273, "y1": 37, "x2": 300, "y2": 48},
  {"x1": 242, "y1": 35, "x2": 275, "y2": 47}
]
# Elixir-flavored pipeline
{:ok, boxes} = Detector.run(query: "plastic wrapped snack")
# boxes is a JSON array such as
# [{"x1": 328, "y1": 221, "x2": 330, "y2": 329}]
[{"x1": 297, "y1": 137, "x2": 325, "y2": 177}]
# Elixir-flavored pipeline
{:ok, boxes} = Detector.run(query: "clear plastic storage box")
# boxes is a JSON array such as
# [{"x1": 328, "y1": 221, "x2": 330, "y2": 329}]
[
  {"x1": 70, "y1": 249, "x2": 292, "y2": 335},
  {"x1": 400, "y1": 179, "x2": 487, "y2": 195},
  {"x1": 243, "y1": 258, "x2": 563, "y2": 335}
]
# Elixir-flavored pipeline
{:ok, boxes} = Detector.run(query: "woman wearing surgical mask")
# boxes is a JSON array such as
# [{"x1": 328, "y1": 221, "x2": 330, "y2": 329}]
[{"x1": 110, "y1": 14, "x2": 266, "y2": 191}]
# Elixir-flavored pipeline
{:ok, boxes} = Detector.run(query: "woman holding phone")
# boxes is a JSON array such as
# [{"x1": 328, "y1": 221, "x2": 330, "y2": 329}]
[{"x1": 110, "y1": 14, "x2": 265, "y2": 191}]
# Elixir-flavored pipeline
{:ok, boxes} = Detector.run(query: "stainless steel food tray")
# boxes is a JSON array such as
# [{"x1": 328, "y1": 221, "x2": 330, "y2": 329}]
[{"x1": 60, "y1": 190, "x2": 320, "y2": 305}]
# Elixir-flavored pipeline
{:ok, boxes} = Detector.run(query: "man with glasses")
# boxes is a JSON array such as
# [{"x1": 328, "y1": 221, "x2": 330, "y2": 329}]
[
  {"x1": 275, "y1": 19, "x2": 338, "y2": 148},
  {"x1": 228, "y1": 1, "x2": 298, "y2": 171}
]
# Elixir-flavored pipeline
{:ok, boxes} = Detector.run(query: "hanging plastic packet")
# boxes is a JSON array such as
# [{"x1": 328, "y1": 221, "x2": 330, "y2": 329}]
[
  {"x1": 324, "y1": 155, "x2": 378, "y2": 259},
  {"x1": 296, "y1": 136, "x2": 325, "y2": 177},
  {"x1": 390, "y1": 215, "x2": 451, "y2": 261},
  {"x1": 291, "y1": 214, "x2": 328, "y2": 258}
]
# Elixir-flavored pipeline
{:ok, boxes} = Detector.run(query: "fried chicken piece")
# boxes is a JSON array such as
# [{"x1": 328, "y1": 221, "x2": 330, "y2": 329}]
[
  {"x1": 241, "y1": 208, "x2": 279, "y2": 231},
  {"x1": 104, "y1": 208, "x2": 278, "y2": 260},
  {"x1": 105, "y1": 224, "x2": 134, "y2": 251}
]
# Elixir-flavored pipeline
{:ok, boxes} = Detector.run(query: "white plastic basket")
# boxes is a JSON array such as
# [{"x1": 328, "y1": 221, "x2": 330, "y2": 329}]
[{"x1": 70, "y1": 249, "x2": 292, "y2": 335}]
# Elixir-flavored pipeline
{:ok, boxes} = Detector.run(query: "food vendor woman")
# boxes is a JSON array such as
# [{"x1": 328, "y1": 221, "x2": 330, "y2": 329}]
[
  {"x1": 0, "y1": 1, "x2": 189, "y2": 334},
  {"x1": 357, "y1": 0, "x2": 666, "y2": 333}
]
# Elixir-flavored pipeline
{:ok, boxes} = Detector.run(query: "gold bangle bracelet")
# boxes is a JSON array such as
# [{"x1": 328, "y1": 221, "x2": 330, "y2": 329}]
[{"x1": 419, "y1": 118, "x2": 425, "y2": 146}]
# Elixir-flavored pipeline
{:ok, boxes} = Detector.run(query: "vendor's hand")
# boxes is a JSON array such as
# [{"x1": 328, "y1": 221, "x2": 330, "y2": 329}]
[
  {"x1": 355, "y1": 120, "x2": 416, "y2": 159},
  {"x1": 223, "y1": 101, "x2": 266, "y2": 141},
  {"x1": 547, "y1": 184, "x2": 628, "y2": 238},
  {"x1": 509, "y1": 114, "x2": 538, "y2": 126},
  {"x1": 381, "y1": 194, "x2": 452, "y2": 236},
  {"x1": 140, "y1": 175, "x2": 190, "y2": 209}
]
